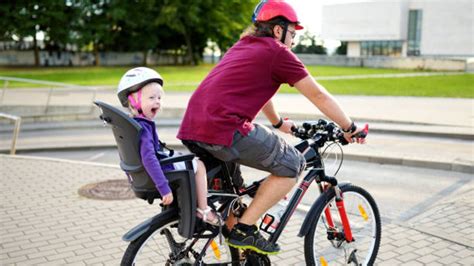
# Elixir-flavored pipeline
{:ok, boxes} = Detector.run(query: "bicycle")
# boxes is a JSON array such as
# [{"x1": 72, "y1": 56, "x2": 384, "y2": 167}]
[{"x1": 120, "y1": 118, "x2": 381, "y2": 265}]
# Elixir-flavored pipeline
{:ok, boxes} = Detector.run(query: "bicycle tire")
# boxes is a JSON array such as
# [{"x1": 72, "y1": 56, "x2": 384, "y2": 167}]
[
  {"x1": 121, "y1": 214, "x2": 240, "y2": 265},
  {"x1": 304, "y1": 184, "x2": 381, "y2": 266}
]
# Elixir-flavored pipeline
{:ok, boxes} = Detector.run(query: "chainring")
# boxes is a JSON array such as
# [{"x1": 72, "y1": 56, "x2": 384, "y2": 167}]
[{"x1": 243, "y1": 251, "x2": 271, "y2": 266}]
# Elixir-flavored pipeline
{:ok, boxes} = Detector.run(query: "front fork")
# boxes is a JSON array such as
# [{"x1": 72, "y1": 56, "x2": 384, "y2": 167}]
[{"x1": 322, "y1": 184, "x2": 353, "y2": 243}]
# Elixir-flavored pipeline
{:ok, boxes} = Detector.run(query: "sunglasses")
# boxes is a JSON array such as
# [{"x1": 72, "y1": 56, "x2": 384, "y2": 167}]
[{"x1": 287, "y1": 29, "x2": 296, "y2": 39}]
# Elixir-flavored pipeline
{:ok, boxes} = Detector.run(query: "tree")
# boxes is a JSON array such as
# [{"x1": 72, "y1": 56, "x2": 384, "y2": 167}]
[
  {"x1": 1, "y1": 0, "x2": 77, "y2": 66},
  {"x1": 74, "y1": 0, "x2": 121, "y2": 66},
  {"x1": 0, "y1": 1, "x2": 17, "y2": 41},
  {"x1": 156, "y1": 0, "x2": 203, "y2": 65},
  {"x1": 108, "y1": 0, "x2": 161, "y2": 65},
  {"x1": 2, "y1": 1, "x2": 44, "y2": 66},
  {"x1": 204, "y1": 0, "x2": 258, "y2": 55},
  {"x1": 335, "y1": 41, "x2": 347, "y2": 55},
  {"x1": 292, "y1": 31, "x2": 327, "y2": 55},
  {"x1": 157, "y1": 0, "x2": 257, "y2": 65},
  {"x1": 42, "y1": 1, "x2": 78, "y2": 52},
  {"x1": 1, "y1": 0, "x2": 259, "y2": 66}
]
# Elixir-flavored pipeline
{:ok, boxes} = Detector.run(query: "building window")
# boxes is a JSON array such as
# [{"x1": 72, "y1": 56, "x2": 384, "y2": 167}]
[
  {"x1": 407, "y1": 10, "x2": 422, "y2": 56},
  {"x1": 360, "y1": 41, "x2": 402, "y2": 56}
]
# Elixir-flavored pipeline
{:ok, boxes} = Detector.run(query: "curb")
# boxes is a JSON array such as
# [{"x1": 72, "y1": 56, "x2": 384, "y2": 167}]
[
  {"x1": 1, "y1": 118, "x2": 472, "y2": 141},
  {"x1": 1, "y1": 105, "x2": 468, "y2": 128},
  {"x1": 3, "y1": 142, "x2": 472, "y2": 174}
]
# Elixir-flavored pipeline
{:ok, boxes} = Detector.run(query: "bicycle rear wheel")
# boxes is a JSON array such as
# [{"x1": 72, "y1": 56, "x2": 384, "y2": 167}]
[
  {"x1": 121, "y1": 215, "x2": 240, "y2": 265},
  {"x1": 304, "y1": 184, "x2": 381, "y2": 265}
]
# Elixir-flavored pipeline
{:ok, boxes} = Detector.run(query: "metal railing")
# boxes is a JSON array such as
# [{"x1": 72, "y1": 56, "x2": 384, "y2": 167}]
[
  {"x1": 0, "y1": 113, "x2": 21, "y2": 155},
  {"x1": 0, "y1": 76, "x2": 101, "y2": 117}
]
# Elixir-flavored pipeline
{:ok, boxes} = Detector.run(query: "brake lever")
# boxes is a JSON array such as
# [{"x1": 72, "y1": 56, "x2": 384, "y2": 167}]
[
  {"x1": 338, "y1": 124, "x2": 369, "y2": 145},
  {"x1": 353, "y1": 124, "x2": 369, "y2": 138}
]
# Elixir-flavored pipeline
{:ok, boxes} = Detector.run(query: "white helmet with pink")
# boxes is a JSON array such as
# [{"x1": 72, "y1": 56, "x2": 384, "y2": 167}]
[{"x1": 117, "y1": 67, "x2": 163, "y2": 108}]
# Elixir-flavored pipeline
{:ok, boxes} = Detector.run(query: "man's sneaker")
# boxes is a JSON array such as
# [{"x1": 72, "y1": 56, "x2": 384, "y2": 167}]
[{"x1": 227, "y1": 224, "x2": 280, "y2": 255}]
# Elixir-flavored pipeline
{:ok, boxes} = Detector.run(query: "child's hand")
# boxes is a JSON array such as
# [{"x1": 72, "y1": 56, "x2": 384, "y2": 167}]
[{"x1": 161, "y1": 192, "x2": 174, "y2": 205}]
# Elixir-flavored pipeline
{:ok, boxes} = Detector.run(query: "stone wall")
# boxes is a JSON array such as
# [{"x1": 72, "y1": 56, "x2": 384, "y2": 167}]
[
  {"x1": 1, "y1": 50, "x2": 472, "y2": 72},
  {"x1": 0, "y1": 51, "x2": 185, "y2": 67},
  {"x1": 297, "y1": 54, "x2": 473, "y2": 72}
]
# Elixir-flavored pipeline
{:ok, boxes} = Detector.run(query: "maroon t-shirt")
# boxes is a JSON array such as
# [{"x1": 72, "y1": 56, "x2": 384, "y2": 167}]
[{"x1": 177, "y1": 36, "x2": 309, "y2": 146}]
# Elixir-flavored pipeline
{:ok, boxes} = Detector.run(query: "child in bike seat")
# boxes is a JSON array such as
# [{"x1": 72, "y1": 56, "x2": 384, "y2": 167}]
[{"x1": 117, "y1": 67, "x2": 221, "y2": 226}]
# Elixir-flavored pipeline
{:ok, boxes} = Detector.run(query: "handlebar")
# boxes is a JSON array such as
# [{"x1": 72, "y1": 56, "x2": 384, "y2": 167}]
[{"x1": 291, "y1": 119, "x2": 369, "y2": 146}]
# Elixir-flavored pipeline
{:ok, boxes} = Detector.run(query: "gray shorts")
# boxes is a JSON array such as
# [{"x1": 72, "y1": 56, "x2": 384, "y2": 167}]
[{"x1": 193, "y1": 124, "x2": 306, "y2": 178}]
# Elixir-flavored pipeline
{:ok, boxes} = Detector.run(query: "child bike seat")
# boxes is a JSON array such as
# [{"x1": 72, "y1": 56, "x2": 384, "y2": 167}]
[{"x1": 94, "y1": 100, "x2": 196, "y2": 238}]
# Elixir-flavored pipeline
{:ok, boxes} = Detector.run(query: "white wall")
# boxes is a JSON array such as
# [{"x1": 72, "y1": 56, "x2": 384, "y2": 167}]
[
  {"x1": 321, "y1": 0, "x2": 474, "y2": 57},
  {"x1": 347, "y1": 42, "x2": 361, "y2": 57},
  {"x1": 409, "y1": 0, "x2": 474, "y2": 56},
  {"x1": 322, "y1": 0, "x2": 407, "y2": 41}
]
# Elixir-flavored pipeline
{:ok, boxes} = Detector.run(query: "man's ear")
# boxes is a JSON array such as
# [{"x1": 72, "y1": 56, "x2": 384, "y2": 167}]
[{"x1": 273, "y1": 25, "x2": 281, "y2": 38}]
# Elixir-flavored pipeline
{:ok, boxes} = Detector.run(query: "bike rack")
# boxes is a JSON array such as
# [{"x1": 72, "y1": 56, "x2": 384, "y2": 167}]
[{"x1": 0, "y1": 112, "x2": 21, "y2": 155}]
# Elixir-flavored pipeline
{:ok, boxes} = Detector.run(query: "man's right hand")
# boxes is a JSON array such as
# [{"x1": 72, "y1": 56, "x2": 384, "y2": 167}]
[{"x1": 279, "y1": 119, "x2": 296, "y2": 134}]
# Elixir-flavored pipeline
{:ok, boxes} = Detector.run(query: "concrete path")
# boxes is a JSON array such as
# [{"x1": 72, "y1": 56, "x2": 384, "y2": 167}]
[{"x1": 1, "y1": 155, "x2": 472, "y2": 265}]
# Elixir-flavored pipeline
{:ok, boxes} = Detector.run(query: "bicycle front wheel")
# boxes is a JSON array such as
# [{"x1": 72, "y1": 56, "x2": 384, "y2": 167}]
[
  {"x1": 304, "y1": 184, "x2": 381, "y2": 265},
  {"x1": 121, "y1": 215, "x2": 240, "y2": 265}
]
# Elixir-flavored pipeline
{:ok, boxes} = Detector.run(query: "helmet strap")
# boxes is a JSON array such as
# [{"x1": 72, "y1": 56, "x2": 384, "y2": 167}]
[
  {"x1": 128, "y1": 90, "x2": 143, "y2": 116},
  {"x1": 279, "y1": 22, "x2": 289, "y2": 44}
]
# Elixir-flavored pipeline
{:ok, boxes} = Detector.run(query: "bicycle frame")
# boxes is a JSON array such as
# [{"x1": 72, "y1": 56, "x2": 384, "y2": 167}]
[
  {"x1": 269, "y1": 167, "x2": 322, "y2": 242},
  {"x1": 218, "y1": 146, "x2": 355, "y2": 247}
]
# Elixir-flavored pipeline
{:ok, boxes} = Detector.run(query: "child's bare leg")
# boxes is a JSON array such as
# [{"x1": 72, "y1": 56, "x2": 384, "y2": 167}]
[{"x1": 195, "y1": 160, "x2": 219, "y2": 223}]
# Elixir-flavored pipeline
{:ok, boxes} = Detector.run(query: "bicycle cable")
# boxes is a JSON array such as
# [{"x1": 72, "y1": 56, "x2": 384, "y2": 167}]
[{"x1": 321, "y1": 142, "x2": 344, "y2": 177}]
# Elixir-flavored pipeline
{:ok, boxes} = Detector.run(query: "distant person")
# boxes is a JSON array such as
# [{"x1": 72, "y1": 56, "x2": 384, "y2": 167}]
[
  {"x1": 178, "y1": 0, "x2": 366, "y2": 254},
  {"x1": 117, "y1": 67, "x2": 221, "y2": 226}
]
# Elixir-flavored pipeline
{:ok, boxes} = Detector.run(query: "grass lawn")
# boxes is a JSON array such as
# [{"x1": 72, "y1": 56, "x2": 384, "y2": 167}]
[
  {"x1": 1, "y1": 65, "x2": 472, "y2": 98},
  {"x1": 280, "y1": 74, "x2": 474, "y2": 98},
  {"x1": 0, "y1": 65, "x2": 215, "y2": 86},
  {"x1": 305, "y1": 65, "x2": 424, "y2": 76}
]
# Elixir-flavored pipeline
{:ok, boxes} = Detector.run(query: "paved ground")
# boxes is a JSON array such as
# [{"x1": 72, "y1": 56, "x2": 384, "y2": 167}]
[{"x1": 1, "y1": 155, "x2": 473, "y2": 265}]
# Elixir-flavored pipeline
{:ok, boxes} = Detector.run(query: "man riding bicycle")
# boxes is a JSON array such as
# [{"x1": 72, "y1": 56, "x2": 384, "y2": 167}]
[{"x1": 177, "y1": 0, "x2": 366, "y2": 255}]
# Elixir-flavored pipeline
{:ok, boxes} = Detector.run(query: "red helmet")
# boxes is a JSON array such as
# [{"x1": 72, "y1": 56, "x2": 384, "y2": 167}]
[{"x1": 253, "y1": 0, "x2": 303, "y2": 30}]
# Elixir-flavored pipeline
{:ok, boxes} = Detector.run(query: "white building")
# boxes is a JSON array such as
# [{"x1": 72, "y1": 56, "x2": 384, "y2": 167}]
[{"x1": 321, "y1": 0, "x2": 474, "y2": 57}]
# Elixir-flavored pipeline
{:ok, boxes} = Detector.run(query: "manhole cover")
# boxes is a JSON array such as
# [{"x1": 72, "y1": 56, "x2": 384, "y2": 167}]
[{"x1": 78, "y1": 179, "x2": 135, "y2": 200}]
